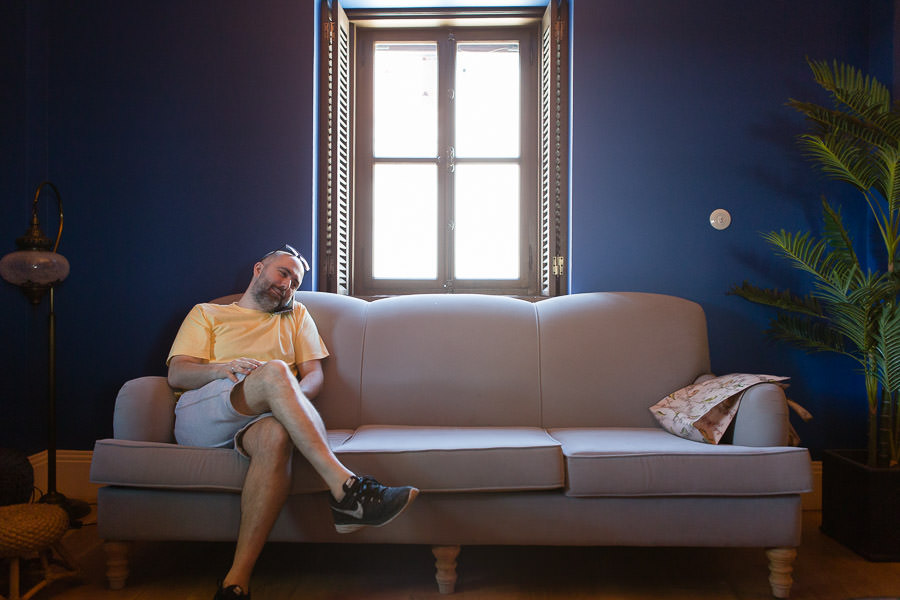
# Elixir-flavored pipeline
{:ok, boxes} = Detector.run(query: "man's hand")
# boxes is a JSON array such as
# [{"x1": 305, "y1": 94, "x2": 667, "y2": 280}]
[
  {"x1": 224, "y1": 358, "x2": 263, "y2": 382},
  {"x1": 168, "y1": 355, "x2": 262, "y2": 389}
]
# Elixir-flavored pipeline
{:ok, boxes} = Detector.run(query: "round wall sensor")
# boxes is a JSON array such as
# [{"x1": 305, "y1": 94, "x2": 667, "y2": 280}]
[{"x1": 710, "y1": 209, "x2": 731, "y2": 230}]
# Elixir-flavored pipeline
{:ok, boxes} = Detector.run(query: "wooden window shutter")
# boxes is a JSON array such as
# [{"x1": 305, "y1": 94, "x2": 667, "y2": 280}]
[
  {"x1": 318, "y1": 0, "x2": 352, "y2": 294},
  {"x1": 540, "y1": 0, "x2": 569, "y2": 296}
]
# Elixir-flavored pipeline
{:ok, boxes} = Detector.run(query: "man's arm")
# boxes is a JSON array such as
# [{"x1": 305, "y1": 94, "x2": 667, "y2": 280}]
[
  {"x1": 297, "y1": 359, "x2": 324, "y2": 400},
  {"x1": 168, "y1": 355, "x2": 262, "y2": 389}
]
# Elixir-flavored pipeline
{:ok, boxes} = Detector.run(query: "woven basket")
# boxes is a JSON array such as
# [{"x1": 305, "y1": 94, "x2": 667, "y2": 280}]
[{"x1": 0, "y1": 503, "x2": 69, "y2": 558}]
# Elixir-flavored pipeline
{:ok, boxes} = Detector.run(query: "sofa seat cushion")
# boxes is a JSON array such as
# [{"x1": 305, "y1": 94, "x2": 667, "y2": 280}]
[
  {"x1": 334, "y1": 425, "x2": 565, "y2": 492},
  {"x1": 90, "y1": 431, "x2": 354, "y2": 494},
  {"x1": 549, "y1": 428, "x2": 812, "y2": 497}
]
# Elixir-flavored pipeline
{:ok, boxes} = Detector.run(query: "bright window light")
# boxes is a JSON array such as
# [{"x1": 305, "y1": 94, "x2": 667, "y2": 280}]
[
  {"x1": 373, "y1": 42, "x2": 438, "y2": 158},
  {"x1": 455, "y1": 163, "x2": 519, "y2": 279},
  {"x1": 372, "y1": 163, "x2": 438, "y2": 279},
  {"x1": 456, "y1": 42, "x2": 520, "y2": 158}
]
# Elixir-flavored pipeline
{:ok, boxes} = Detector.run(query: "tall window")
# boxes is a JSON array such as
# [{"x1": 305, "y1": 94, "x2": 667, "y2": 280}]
[{"x1": 319, "y1": 2, "x2": 568, "y2": 297}]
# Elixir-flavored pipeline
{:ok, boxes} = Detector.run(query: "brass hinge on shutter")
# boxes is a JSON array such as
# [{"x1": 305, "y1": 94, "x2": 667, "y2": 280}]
[
  {"x1": 323, "y1": 21, "x2": 335, "y2": 44},
  {"x1": 552, "y1": 256, "x2": 566, "y2": 277}
]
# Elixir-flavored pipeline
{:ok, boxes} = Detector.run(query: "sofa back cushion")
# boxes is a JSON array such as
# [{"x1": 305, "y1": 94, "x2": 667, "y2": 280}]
[
  {"x1": 221, "y1": 291, "x2": 709, "y2": 431},
  {"x1": 359, "y1": 294, "x2": 542, "y2": 426},
  {"x1": 297, "y1": 291, "x2": 369, "y2": 429},
  {"x1": 537, "y1": 293, "x2": 710, "y2": 428}
]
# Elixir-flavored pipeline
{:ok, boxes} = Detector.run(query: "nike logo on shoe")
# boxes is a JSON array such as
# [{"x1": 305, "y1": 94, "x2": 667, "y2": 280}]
[{"x1": 331, "y1": 501, "x2": 364, "y2": 520}]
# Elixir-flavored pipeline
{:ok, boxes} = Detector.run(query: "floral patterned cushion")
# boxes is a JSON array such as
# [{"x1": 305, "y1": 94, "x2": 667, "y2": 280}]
[{"x1": 650, "y1": 374, "x2": 789, "y2": 444}]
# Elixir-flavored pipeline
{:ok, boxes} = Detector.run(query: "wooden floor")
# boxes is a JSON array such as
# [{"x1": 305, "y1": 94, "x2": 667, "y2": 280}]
[{"x1": 8, "y1": 509, "x2": 900, "y2": 600}]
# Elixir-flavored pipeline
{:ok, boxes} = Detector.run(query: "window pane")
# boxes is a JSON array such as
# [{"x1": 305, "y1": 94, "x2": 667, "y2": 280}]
[
  {"x1": 455, "y1": 42, "x2": 520, "y2": 158},
  {"x1": 373, "y1": 163, "x2": 438, "y2": 279},
  {"x1": 455, "y1": 164, "x2": 519, "y2": 279},
  {"x1": 373, "y1": 43, "x2": 438, "y2": 158}
]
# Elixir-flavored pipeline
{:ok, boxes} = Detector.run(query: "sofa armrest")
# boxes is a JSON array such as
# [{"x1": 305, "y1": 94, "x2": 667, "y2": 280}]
[
  {"x1": 692, "y1": 373, "x2": 716, "y2": 385},
  {"x1": 113, "y1": 376, "x2": 177, "y2": 443},
  {"x1": 731, "y1": 383, "x2": 790, "y2": 447}
]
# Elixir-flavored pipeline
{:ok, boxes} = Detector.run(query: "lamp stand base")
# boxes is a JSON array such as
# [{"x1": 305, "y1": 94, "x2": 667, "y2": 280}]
[{"x1": 39, "y1": 491, "x2": 91, "y2": 528}]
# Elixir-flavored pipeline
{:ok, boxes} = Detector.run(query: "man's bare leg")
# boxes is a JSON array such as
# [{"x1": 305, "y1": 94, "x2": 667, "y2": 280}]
[
  {"x1": 231, "y1": 360, "x2": 354, "y2": 500},
  {"x1": 221, "y1": 417, "x2": 292, "y2": 592},
  {"x1": 229, "y1": 360, "x2": 417, "y2": 540}
]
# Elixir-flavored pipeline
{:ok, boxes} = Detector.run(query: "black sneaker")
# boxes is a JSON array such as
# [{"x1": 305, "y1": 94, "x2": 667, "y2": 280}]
[
  {"x1": 330, "y1": 475, "x2": 419, "y2": 534},
  {"x1": 214, "y1": 582, "x2": 250, "y2": 599}
]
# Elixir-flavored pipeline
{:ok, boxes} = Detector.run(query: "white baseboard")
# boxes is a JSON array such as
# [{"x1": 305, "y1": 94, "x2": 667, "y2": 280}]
[
  {"x1": 29, "y1": 451, "x2": 824, "y2": 511},
  {"x1": 28, "y1": 449, "x2": 101, "y2": 503}
]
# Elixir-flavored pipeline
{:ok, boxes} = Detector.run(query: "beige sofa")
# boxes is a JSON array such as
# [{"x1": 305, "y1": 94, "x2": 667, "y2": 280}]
[{"x1": 90, "y1": 291, "x2": 812, "y2": 597}]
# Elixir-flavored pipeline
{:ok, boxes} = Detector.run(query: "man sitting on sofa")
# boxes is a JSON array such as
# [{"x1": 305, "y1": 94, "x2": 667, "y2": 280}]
[{"x1": 167, "y1": 244, "x2": 418, "y2": 600}]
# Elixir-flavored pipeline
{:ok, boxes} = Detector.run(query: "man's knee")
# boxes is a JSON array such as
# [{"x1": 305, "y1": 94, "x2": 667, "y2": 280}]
[
  {"x1": 244, "y1": 360, "x2": 297, "y2": 400},
  {"x1": 253, "y1": 360, "x2": 295, "y2": 388},
  {"x1": 243, "y1": 417, "x2": 293, "y2": 461}
]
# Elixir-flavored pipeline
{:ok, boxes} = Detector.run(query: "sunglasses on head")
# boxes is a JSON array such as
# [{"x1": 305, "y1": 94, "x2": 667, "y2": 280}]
[{"x1": 262, "y1": 244, "x2": 310, "y2": 272}]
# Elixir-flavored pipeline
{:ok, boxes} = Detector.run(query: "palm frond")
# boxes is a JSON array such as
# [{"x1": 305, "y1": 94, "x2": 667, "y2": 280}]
[
  {"x1": 820, "y1": 298, "x2": 870, "y2": 352},
  {"x1": 875, "y1": 303, "x2": 900, "y2": 393},
  {"x1": 812, "y1": 255, "x2": 864, "y2": 296},
  {"x1": 875, "y1": 107, "x2": 900, "y2": 141},
  {"x1": 808, "y1": 59, "x2": 891, "y2": 118},
  {"x1": 762, "y1": 229, "x2": 860, "y2": 292},
  {"x1": 762, "y1": 230, "x2": 828, "y2": 278},
  {"x1": 826, "y1": 271, "x2": 900, "y2": 359},
  {"x1": 821, "y1": 198, "x2": 861, "y2": 268},
  {"x1": 727, "y1": 281, "x2": 823, "y2": 317},
  {"x1": 797, "y1": 133, "x2": 879, "y2": 192},
  {"x1": 788, "y1": 100, "x2": 898, "y2": 149},
  {"x1": 873, "y1": 146, "x2": 900, "y2": 218},
  {"x1": 767, "y1": 313, "x2": 852, "y2": 358}
]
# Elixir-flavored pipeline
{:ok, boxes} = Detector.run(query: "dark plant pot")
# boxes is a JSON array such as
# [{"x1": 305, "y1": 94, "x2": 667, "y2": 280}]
[{"x1": 820, "y1": 449, "x2": 900, "y2": 561}]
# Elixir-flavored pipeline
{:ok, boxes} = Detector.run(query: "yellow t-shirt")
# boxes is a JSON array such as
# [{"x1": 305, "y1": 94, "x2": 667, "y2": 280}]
[{"x1": 166, "y1": 302, "x2": 329, "y2": 376}]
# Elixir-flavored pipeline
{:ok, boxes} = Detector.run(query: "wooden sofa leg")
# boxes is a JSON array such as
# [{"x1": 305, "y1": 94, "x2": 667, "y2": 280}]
[
  {"x1": 103, "y1": 541, "x2": 130, "y2": 590},
  {"x1": 432, "y1": 545, "x2": 461, "y2": 594},
  {"x1": 766, "y1": 547, "x2": 797, "y2": 599}
]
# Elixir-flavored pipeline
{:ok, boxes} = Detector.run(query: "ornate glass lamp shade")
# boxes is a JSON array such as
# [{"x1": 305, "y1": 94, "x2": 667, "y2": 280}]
[
  {"x1": 0, "y1": 183, "x2": 68, "y2": 304},
  {"x1": 0, "y1": 250, "x2": 70, "y2": 301}
]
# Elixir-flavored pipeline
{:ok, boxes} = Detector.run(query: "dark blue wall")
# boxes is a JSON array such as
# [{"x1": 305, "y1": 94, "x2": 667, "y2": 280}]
[
  {"x1": 569, "y1": 1, "x2": 887, "y2": 456},
  {"x1": 2, "y1": 0, "x2": 317, "y2": 453},
  {"x1": 1, "y1": 0, "x2": 46, "y2": 453},
  {"x1": 0, "y1": 0, "x2": 893, "y2": 457}
]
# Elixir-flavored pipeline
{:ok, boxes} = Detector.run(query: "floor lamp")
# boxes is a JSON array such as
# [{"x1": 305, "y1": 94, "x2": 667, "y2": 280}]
[{"x1": 0, "y1": 181, "x2": 90, "y2": 525}]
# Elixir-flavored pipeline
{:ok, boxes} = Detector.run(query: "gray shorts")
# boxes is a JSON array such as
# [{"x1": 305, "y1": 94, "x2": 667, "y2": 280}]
[{"x1": 173, "y1": 374, "x2": 272, "y2": 458}]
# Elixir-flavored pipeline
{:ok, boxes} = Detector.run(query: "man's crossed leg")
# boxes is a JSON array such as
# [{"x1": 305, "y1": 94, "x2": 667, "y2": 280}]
[{"x1": 216, "y1": 360, "x2": 418, "y2": 599}]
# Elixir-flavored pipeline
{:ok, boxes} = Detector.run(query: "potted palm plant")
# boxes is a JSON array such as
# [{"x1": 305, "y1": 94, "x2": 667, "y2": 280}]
[{"x1": 729, "y1": 59, "x2": 900, "y2": 560}]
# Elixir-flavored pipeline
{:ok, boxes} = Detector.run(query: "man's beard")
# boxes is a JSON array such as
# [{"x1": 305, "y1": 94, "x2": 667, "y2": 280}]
[{"x1": 251, "y1": 277, "x2": 287, "y2": 313}]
